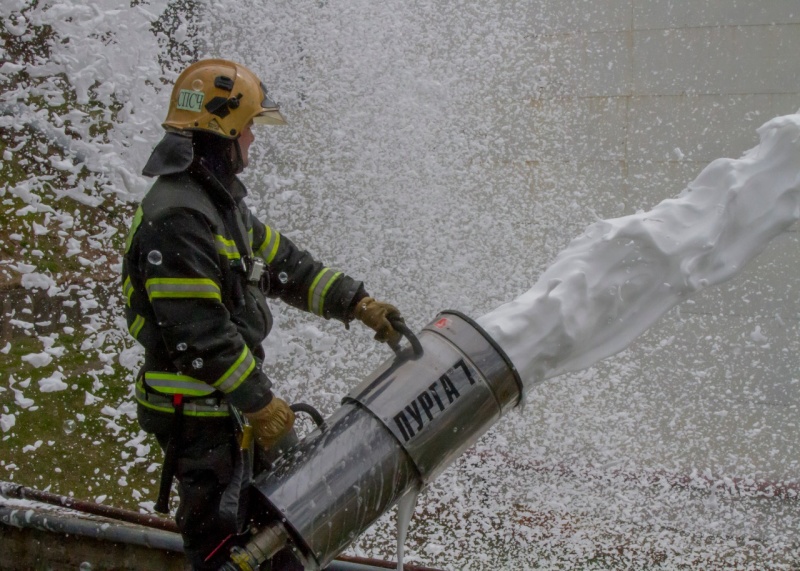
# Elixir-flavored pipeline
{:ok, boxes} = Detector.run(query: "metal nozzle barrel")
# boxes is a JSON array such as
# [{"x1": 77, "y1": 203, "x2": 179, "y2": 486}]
[{"x1": 251, "y1": 311, "x2": 522, "y2": 569}]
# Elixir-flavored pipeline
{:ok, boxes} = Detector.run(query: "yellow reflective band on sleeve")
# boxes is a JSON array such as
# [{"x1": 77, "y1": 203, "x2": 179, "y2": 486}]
[
  {"x1": 308, "y1": 269, "x2": 342, "y2": 316},
  {"x1": 124, "y1": 206, "x2": 143, "y2": 254},
  {"x1": 123, "y1": 276, "x2": 134, "y2": 307},
  {"x1": 144, "y1": 372, "x2": 217, "y2": 396},
  {"x1": 215, "y1": 234, "x2": 240, "y2": 260},
  {"x1": 214, "y1": 346, "x2": 256, "y2": 393},
  {"x1": 145, "y1": 277, "x2": 221, "y2": 302},
  {"x1": 256, "y1": 226, "x2": 281, "y2": 264},
  {"x1": 128, "y1": 314, "x2": 145, "y2": 339}
]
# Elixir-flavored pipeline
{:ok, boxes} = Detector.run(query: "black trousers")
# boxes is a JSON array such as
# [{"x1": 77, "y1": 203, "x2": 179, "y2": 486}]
[
  {"x1": 154, "y1": 419, "x2": 242, "y2": 570},
  {"x1": 149, "y1": 415, "x2": 303, "y2": 571}
]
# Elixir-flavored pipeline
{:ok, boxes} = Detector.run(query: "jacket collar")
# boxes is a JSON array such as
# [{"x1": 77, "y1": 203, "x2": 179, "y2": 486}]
[{"x1": 188, "y1": 159, "x2": 248, "y2": 208}]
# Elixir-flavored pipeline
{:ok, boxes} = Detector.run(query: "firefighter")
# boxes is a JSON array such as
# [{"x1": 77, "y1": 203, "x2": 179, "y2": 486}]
[{"x1": 121, "y1": 58, "x2": 403, "y2": 570}]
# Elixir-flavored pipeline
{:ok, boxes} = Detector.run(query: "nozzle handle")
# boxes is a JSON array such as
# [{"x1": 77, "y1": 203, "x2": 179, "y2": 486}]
[
  {"x1": 388, "y1": 316, "x2": 423, "y2": 359},
  {"x1": 290, "y1": 402, "x2": 327, "y2": 432}
]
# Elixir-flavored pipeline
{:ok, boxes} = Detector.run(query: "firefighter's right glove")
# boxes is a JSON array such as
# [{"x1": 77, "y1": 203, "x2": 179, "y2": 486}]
[
  {"x1": 354, "y1": 297, "x2": 403, "y2": 346},
  {"x1": 244, "y1": 397, "x2": 295, "y2": 451}
]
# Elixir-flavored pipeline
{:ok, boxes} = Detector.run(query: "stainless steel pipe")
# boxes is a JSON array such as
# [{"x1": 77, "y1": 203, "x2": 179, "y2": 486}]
[{"x1": 252, "y1": 311, "x2": 523, "y2": 569}]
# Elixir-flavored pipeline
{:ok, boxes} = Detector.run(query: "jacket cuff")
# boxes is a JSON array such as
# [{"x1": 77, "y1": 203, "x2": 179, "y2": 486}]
[
  {"x1": 325, "y1": 278, "x2": 368, "y2": 323},
  {"x1": 225, "y1": 369, "x2": 273, "y2": 413}
]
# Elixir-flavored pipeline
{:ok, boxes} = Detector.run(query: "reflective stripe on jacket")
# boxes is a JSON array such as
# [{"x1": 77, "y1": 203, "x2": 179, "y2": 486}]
[{"x1": 135, "y1": 376, "x2": 230, "y2": 418}]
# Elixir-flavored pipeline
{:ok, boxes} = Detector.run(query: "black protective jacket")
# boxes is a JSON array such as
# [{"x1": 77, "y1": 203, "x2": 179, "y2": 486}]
[{"x1": 122, "y1": 162, "x2": 365, "y2": 424}]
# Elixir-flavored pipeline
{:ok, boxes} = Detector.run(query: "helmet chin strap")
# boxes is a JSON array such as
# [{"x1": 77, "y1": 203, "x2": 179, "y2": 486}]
[{"x1": 231, "y1": 137, "x2": 245, "y2": 174}]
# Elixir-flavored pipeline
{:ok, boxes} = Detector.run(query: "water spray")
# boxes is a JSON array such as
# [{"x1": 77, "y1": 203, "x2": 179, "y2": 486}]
[{"x1": 225, "y1": 113, "x2": 800, "y2": 570}]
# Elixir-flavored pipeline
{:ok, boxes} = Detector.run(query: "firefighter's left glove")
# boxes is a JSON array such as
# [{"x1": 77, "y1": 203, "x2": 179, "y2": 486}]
[
  {"x1": 354, "y1": 297, "x2": 403, "y2": 346},
  {"x1": 244, "y1": 397, "x2": 295, "y2": 451}
]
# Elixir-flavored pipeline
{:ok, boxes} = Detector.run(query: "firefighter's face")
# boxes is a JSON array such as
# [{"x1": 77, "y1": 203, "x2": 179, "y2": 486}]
[{"x1": 239, "y1": 121, "x2": 255, "y2": 168}]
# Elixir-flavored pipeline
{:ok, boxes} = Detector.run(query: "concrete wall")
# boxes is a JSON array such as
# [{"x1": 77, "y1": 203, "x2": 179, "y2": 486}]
[{"x1": 524, "y1": 1, "x2": 800, "y2": 203}]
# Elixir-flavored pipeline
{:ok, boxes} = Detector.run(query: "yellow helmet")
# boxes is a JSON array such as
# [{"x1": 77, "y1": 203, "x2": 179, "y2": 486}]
[{"x1": 163, "y1": 58, "x2": 286, "y2": 139}]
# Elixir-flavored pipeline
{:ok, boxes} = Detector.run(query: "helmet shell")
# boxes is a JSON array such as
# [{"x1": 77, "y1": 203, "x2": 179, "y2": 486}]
[{"x1": 163, "y1": 59, "x2": 286, "y2": 138}]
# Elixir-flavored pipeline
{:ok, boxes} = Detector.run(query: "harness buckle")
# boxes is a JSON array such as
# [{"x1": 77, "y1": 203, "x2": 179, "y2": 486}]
[{"x1": 247, "y1": 257, "x2": 265, "y2": 283}]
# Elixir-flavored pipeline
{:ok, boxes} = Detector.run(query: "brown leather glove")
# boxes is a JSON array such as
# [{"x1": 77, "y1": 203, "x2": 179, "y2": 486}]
[
  {"x1": 354, "y1": 296, "x2": 403, "y2": 346},
  {"x1": 244, "y1": 397, "x2": 295, "y2": 451}
]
